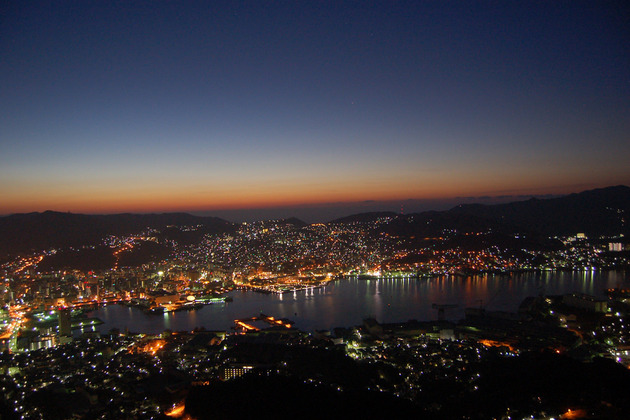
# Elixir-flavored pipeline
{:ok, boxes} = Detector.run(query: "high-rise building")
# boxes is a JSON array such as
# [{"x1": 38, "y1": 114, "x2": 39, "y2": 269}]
[{"x1": 58, "y1": 308, "x2": 72, "y2": 338}]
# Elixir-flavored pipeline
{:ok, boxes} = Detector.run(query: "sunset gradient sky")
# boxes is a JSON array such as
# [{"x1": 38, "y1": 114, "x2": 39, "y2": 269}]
[{"x1": 1, "y1": 1, "x2": 629, "y2": 221}]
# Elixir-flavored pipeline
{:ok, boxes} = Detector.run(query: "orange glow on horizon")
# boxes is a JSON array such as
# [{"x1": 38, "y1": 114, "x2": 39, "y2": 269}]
[
  {"x1": 0, "y1": 176, "x2": 620, "y2": 216},
  {"x1": 0, "y1": 181, "x2": 612, "y2": 218}
]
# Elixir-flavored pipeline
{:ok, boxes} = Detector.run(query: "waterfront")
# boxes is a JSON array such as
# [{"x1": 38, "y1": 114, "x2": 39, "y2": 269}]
[{"x1": 88, "y1": 270, "x2": 630, "y2": 334}]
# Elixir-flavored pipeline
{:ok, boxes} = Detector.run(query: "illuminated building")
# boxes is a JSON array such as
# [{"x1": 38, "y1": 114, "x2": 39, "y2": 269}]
[
  {"x1": 609, "y1": 242, "x2": 623, "y2": 252},
  {"x1": 220, "y1": 364, "x2": 254, "y2": 380}
]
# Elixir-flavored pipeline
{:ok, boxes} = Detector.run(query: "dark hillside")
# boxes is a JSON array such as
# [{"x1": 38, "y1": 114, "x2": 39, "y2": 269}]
[
  {"x1": 0, "y1": 211, "x2": 234, "y2": 256},
  {"x1": 448, "y1": 185, "x2": 630, "y2": 236}
]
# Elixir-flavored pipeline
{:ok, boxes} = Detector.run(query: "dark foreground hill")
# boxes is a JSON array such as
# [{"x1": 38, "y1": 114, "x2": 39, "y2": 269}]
[
  {"x1": 185, "y1": 374, "x2": 419, "y2": 419},
  {"x1": 183, "y1": 352, "x2": 630, "y2": 420},
  {"x1": 0, "y1": 211, "x2": 235, "y2": 256}
]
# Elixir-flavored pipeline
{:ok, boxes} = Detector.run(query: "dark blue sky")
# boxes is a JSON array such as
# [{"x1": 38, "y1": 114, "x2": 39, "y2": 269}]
[{"x1": 1, "y1": 1, "x2": 628, "y2": 221}]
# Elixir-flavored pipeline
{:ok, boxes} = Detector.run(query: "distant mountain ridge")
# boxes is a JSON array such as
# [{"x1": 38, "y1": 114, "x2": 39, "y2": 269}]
[
  {"x1": 330, "y1": 185, "x2": 630, "y2": 238},
  {"x1": 330, "y1": 211, "x2": 399, "y2": 224},
  {"x1": 445, "y1": 185, "x2": 630, "y2": 237},
  {"x1": 1, "y1": 186, "x2": 628, "y2": 256},
  {"x1": 275, "y1": 217, "x2": 308, "y2": 227}
]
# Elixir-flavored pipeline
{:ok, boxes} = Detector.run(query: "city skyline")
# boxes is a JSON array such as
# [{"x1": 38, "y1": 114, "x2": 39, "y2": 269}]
[{"x1": 2, "y1": 1, "x2": 629, "y2": 220}]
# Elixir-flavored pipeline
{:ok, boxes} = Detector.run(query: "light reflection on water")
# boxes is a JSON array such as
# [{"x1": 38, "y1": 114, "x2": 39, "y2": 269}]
[{"x1": 88, "y1": 270, "x2": 629, "y2": 334}]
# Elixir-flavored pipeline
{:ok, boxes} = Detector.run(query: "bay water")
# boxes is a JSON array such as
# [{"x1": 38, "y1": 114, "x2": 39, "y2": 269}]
[{"x1": 88, "y1": 270, "x2": 629, "y2": 334}]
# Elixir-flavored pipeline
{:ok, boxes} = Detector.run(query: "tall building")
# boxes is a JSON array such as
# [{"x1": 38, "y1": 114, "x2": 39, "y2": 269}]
[{"x1": 58, "y1": 308, "x2": 72, "y2": 339}]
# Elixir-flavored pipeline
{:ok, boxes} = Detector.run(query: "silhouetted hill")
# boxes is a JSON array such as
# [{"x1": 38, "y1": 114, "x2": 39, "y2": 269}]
[
  {"x1": 447, "y1": 185, "x2": 630, "y2": 237},
  {"x1": 36, "y1": 241, "x2": 173, "y2": 271},
  {"x1": 278, "y1": 217, "x2": 308, "y2": 227},
  {"x1": 37, "y1": 246, "x2": 116, "y2": 271},
  {"x1": 0, "y1": 211, "x2": 235, "y2": 256},
  {"x1": 382, "y1": 210, "x2": 509, "y2": 238},
  {"x1": 337, "y1": 186, "x2": 630, "y2": 240},
  {"x1": 329, "y1": 211, "x2": 399, "y2": 224}
]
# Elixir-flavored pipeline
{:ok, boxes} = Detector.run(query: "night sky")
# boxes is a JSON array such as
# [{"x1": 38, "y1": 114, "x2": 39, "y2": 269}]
[{"x1": 1, "y1": 1, "x2": 628, "y2": 221}]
